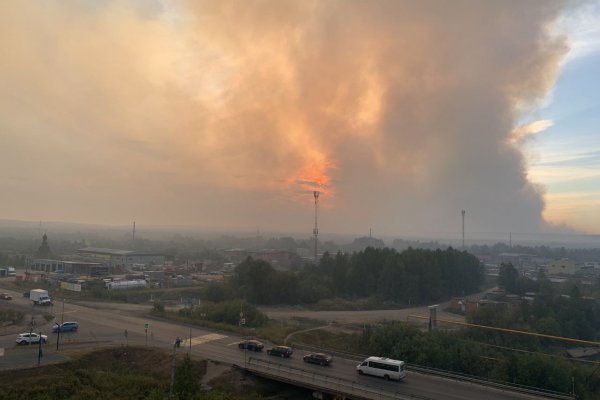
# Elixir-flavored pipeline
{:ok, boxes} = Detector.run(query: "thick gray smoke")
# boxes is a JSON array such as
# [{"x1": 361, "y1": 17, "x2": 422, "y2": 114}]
[{"x1": 0, "y1": 1, "x2": 570, "y2": 237}]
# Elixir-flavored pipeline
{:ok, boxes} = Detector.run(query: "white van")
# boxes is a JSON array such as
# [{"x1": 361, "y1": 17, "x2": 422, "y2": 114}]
[{"x1": 356, "y1": 356, "x2": 406, "y2": 381}]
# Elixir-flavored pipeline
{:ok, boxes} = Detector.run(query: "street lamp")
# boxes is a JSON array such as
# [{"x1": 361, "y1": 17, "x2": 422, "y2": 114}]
[
  {"x1": 56, "y1": 298, "x2": 65, "y2": 350},
  {"x1": 29, "y1": 302, "x2": 35, "y2": 346}
]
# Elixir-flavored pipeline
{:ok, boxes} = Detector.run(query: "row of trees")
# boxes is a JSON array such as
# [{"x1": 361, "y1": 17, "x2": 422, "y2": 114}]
[
  {"x1": 0, "y1": 252, "x2": 25, "y2": 267},
  {"x1": 218, "y1": 247, "x2": 483, "y2": 306}
]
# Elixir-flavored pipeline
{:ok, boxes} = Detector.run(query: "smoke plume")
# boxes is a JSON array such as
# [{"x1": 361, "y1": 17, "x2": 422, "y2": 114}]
[{"x1": 0, "y1": 1, "x2": 571, "y2": 236}]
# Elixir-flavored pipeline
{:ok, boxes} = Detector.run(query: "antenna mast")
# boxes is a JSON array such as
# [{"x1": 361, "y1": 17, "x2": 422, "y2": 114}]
[
  {"x1": 132, "y1": 221, "x2": 136, "y2": 243},
  {"x1": 313, "y1": 191, "x2": 320, "y2": 263},
  {"x1": 461, "y1": 210, "x2": 465, "y2": 250}
]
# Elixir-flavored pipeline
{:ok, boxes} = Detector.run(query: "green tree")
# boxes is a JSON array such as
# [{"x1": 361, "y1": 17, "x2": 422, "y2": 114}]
[
  {"x1": 204, "y1": 282, "x2": 234, "y2": 303},
  {"x1": 173, "y1": 354, "x2": 200, "y2": 400},
  {"x1": 499, "y1": 263, "x2": 519, "y2": 293}
]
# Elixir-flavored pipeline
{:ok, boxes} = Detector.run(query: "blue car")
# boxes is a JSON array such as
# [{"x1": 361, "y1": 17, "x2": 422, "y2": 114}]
[{"x1": 52, "y1": 321, "x2": 79, "y2": 333}]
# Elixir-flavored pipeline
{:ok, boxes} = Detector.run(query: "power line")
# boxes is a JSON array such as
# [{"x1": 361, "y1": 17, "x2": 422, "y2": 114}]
[{"x1": 407, "y1": 314, "x2": 600, "y2": 347}]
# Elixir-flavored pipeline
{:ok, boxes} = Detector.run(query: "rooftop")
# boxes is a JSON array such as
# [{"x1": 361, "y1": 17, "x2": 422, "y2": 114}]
[{"x1": 78, "y1": 247, "x2": 133, "y2": 256}]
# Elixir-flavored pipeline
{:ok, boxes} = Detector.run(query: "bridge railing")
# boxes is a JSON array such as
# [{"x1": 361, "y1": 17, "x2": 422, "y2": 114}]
[
  {"x1": 290, "y1": 342, "x2": 575, "y2": 400},
  {"x1": 243, "y1": 356, "x2": 427, "y2": 400}
]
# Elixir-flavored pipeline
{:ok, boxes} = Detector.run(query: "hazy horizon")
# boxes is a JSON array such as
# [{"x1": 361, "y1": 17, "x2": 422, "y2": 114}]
[{"x1": 2, "y1": 217, "x2": 600, "y2": 251}]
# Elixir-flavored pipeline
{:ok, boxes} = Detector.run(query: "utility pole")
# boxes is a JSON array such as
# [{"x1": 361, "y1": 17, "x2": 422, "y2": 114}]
[
  {"x1": 37, "y1": 331, "x2": 43, "y2": 366},
  {"x1": 313, "y1": 191, "x2": 320, "y2": 263},
  {"x1": 29, "y1": 305, "x2": 34, "y2": 346},
  {"x1": 56, "y1": 299, "x2": 65, "y2": 350},
  {"x1": 169, "y1": 342, "x2": 177, "y2": 399}
]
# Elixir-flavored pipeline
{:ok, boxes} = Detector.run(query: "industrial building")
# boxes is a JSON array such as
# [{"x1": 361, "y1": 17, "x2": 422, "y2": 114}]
[
  {"x1": 29, "y1": 259, "x2": 107, "y2": 276},
  {"x1": 76, "y1": 247, "x2": 166, "y2": 269}
]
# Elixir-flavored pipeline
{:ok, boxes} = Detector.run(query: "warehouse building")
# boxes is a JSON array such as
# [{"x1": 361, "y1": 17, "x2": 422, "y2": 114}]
[{"x1": 76, "y1": 247, "x2": 166, "y2": 269}]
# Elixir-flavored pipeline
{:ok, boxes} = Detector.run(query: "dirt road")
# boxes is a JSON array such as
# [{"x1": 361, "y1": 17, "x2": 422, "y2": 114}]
[{"x1": 259, "y1": 302, "x2": 465, "y2": 324}]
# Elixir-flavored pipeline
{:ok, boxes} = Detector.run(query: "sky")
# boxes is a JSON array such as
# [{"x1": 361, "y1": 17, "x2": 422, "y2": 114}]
[{"x1": 0, "y1": 0, "x2": 599, "y2": 239}]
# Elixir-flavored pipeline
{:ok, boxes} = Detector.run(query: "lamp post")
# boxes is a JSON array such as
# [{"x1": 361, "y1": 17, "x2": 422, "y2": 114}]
[
  {"x1": 169, "y1": 341, "x2": 177, "y2": 399},
  {"x1": 37, "y1": 331, "x2": 43, "y2": 366},
  {"x1": 29, "y1": 301, "x2": 35, "y2": 346},
  {"x1": 56, "y1": 298, "x2": 65, "y2": 350}
]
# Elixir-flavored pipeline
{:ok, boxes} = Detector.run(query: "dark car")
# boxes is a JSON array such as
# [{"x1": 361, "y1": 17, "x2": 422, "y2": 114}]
[
  {"x1": 0, "y1": 293, "x2": 12, "y2": 300},
  {"x1": 267, "y1": 346, "x2": 293, "y2": 358},
  {"x1": 238, "y1": 340, "x2": 264, "y2": 351},
  {"x1": 52, "y1": 321, "x2": 79, "y2": 333},
  {"x1": 303, "y1": 352, "x2": 333, "y2": 366},
  {"x1": 23, "y1": 291, "x2": 30, "y2": 298}
]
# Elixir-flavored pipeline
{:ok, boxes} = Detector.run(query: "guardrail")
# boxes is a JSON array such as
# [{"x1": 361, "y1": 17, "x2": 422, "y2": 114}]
[
  {"x1": 290, "y1": 342, "x2": 575, "y2": 400},
  {"x1": 406, "y1": 364, "x2": 574, "y2": 400},
  {"x1": 244, "y1": 356, "x2": 429, "y2": 400}
]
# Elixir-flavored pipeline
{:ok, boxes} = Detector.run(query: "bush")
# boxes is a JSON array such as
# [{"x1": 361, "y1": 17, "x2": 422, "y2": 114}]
[
  {"x1": 174, "y1": 354, "x2": 201, "y2": 400},
  {"x1": 179, "y1": 299, "x2": 268, "y2": 327}
]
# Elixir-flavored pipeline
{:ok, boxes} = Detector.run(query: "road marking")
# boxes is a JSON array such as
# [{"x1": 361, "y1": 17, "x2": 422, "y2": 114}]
[{"x1": 183, "y1": 333, "x2": 227, "y2": 347}]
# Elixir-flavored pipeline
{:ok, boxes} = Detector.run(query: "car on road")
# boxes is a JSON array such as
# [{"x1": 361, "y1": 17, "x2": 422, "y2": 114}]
[
  {"x1": 52, "y1": 321, "x2": 79, "y2": 333},
  {"x1": 22, "y1": 291, "x2": 30, "y2": 298},
  {"x1": 303, "y1": 352, "x2": 333, "y2": 366},
  {"x1": 267, "y1": 346, "x2": 293, "y2": 358},
  {"x1": 16, "y1": 333, "x2": 47, "y2": 345},
  {"x1": 238, "y1": 339, "x2": 264, "y2": 351},
  {"x1": 0, "y1": 293, "x2": 12, "y2": 300}
]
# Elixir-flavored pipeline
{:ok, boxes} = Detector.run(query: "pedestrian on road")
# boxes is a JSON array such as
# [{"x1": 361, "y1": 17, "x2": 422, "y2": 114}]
[{"x1": 175, "y1": 337, "x2": 182, "y2": 348}]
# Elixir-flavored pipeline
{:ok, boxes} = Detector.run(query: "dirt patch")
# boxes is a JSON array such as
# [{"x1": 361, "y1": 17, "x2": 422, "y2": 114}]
[
  {"x1": 75, "y1": 346, "x2": 176, "y2": 376},
  {"x1": 0, "y1": 346, "x2": 176, "y2": 380},
  {"x1": 321, "y1": 323, "x2": 362, "y2": 335}
]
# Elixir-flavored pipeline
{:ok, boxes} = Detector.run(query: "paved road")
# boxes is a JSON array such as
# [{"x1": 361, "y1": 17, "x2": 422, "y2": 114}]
[{"x1": 0, "y1": 288, "x2": 559, "y2": 400}]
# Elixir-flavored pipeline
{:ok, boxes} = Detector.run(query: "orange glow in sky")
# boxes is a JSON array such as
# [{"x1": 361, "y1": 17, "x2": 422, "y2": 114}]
[{"x1": 294, "y1": 157, "x2": 336, "y2": 198}]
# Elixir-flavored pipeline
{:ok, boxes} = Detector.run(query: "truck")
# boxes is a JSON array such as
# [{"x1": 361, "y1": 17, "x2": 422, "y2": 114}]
[
  {"x1": 106, "y1": 279, "x2": 147, "y2": 290},
  {"x1": 30, "y1": 289, "x2": 52, "y2": 306}
]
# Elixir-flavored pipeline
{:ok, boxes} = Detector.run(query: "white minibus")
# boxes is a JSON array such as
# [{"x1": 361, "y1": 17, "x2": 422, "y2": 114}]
[{"x1": 356, "y1": 356, "x2": 406, "y2": 381}]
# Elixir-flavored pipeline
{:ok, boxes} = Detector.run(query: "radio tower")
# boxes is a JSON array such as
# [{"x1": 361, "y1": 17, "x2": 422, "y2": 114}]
[
  {"x1": 313, "y1": 191, "x2": 320, "y2": 263},
  {"x1": 132, "y1": 221, "x2": 136, "y2": 244},
  {"x1": 461, "y1": 210, "x2": 465, "y2": 250}
]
